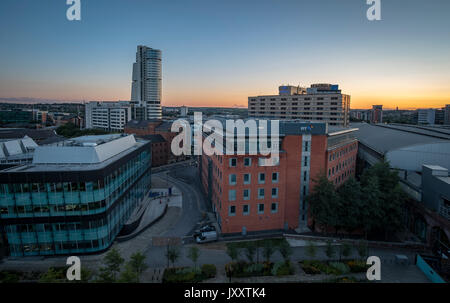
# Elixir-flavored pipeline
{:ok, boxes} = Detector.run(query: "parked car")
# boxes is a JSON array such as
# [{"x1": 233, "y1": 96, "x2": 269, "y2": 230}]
[
  {"x1": 193, "y1": 224, "x2": 216, "y2": 237},
  {"x1": 195, "y1": 230, "x2": 218, "y2": 243}
]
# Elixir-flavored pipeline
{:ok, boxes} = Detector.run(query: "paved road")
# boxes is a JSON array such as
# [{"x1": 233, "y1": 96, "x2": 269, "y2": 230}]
[{"x1": 158, "y1": 163, "x2": 207, "y2": 237}]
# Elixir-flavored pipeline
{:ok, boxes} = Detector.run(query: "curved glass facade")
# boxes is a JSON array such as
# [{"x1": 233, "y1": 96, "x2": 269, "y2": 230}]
[{"x1": 0, "y1": 146, "x2": 151, "y2": 256}]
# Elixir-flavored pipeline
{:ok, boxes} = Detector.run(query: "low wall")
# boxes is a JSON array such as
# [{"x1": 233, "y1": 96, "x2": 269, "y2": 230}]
[
  {"x1": 284, "y1": 233, "x2": 428, "y2": 251},
  {"x1": 416, "y1": 255, "x2": 446, "y2": 283}
]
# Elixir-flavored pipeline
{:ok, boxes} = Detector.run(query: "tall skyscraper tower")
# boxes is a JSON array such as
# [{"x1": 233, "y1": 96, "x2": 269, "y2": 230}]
[{"x1": 131, "y1": 45, "x2": 162, "y2": 120}]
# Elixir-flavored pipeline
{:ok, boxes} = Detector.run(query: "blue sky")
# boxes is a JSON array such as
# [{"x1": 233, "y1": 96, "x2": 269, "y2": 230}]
[{"x1": 0, "y1": 0, "x2": 449, "y2": 108}]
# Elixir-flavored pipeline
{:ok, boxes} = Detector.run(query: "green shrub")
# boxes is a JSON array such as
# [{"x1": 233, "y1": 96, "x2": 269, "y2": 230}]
[
  {"x1": 346, "y1": 260, "x2": 369, "y2": 273},
  {"x1": 329, "y1": 262, "x2": 350, "y2": 275},
  {"x1": 225, "y1": 261, "x2": 275, "y2": 278},
  {"x1": 0, "y1": 271, "x2": 21, "y2": 283},
  {"x1": 163, "y1": 267, "x2": 205, "y2": 283},
  {"x1": 300, "y1": 261, "x2": 321, "y2": 275},
  {"x1": 272, "y1": 261, "x2": 294, "y2": 276},
  {"x1": 201, "y1": 264, "x2": 217, "y2": 279}
]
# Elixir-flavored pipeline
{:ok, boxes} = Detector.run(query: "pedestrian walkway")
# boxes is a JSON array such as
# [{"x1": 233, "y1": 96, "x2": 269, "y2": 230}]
[{"x1": 116, "y1": 187, "x2": 181, "y2": 242}]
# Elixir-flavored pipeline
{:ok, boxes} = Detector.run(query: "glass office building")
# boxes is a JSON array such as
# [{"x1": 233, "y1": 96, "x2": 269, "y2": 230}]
[{"x1": 0, "y1": 134, "x2": 151, "y2": 256}]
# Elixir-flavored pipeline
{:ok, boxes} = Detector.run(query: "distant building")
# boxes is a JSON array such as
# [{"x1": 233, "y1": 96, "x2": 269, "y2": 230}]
[
  {"x1": 370, "y1": 105, "x2": 383, "y2": 124},
  {"x1": 85, "y1": 101, "x2": 132, "y2": 131},
  {"x1": 199, "y1": 121, "x2": 358, "y2": 235},
  {"x1": 248, "y1": 84, "x2": 350, "y2": 127},
  {"x1": 0, "y1": 134, "x2": 151, "y2": 256},
  {"x1": 131, "y1": 45, "x2": 162, "y2": 120},
  {"x1": 416, "y1": 108, "x2": 436, "y2": 125},
  {"x1": 444, "y1": 105, "x2": 450, "y2": 125},
  {"x1": 124, "y1": 120, "x2": 186, "y2": 166},
  {"x1": 0, "y1": 110, "x2": 33, "y2": 124},
  {"x1": 180, "y1": 106, "x2": 188, "y2": 117},
  {"x1": 0, "y1": 128, "x2": 63, "y2": 145}
]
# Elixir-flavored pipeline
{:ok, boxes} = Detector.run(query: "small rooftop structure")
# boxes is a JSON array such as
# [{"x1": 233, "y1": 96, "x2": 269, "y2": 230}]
[{"x1": 0, "y1": 136, "x2": 37, "y2": 159}]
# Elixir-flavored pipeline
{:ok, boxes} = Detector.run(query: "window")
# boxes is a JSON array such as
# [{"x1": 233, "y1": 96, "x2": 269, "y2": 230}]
[
  {"x1": 271, "y1": 188, "x2": 278, "y2": 198},
  {"x1": 303, "y1": 141, "x2": 309, "y2": 152},
  {"x1": 244, "y1": 173, "x2": 251, "y2": 184},
  {"x1": 258, "y1": 173, "x2": 265, "y2": 184},
  {"x1": 258, "y1": 203, "x2": 265, "y2": 214},
  {"x1": 271, "y1": 203, "x2": 278, "y2": 213},
  {"x1": 243, "y1": 205, "x2": 250, "y2": 215},
  {"x1": 243, "y1": 189, "x2": 250, "y2": 200},
  {"x1": 272, "y1": 172, "x2": 279, "y2": 183},
  {"x1": 303, "y1": 156, "x2": 308, "y2": 167},
  {"x1": 229, "y1": 158, "x2": 237, "y2": 167},
  {"x1": 244, "y1": 158, "x2": 252, "y2": 167},
  {"x1": 228, "y1": 190, "x2": 236, "y2": 201},
  {"x1": 303, "y1": 171, "x2": 307, "y2": 182},
  {"x1": 258, "y1": 188, "x2": 265, "y2": 199},
  {"x1": 229, "y1": 206, "x2": 236, "y2": 216},
  {"x1": 229, "y1": 174, "x2": 236, "y2": 185}
]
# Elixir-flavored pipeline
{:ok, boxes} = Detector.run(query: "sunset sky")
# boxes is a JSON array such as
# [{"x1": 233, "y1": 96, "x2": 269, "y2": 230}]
[{"x1": 0, "y1": 0, "x2": 449, "y2": 109}]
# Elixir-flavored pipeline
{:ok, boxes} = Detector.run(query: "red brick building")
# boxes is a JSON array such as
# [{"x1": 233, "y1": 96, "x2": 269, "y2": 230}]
[
  {"x1": 199, "y1": 121, "x2": 358, "y2": 235},
  {"x1": 124, "y1": 120, "x2": 186, "y2": 167}
]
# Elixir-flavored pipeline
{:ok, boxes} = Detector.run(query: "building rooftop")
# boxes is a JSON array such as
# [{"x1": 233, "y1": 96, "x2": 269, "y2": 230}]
[
  {"x1": 351, "y1": 122, "x2": 449, "y2": 155},
  {"x1": 0, "y1": 128, "x2": 59, "y2": 142},
  {"x1": 377, "y1": 124, "x2": 450, "y2": 140},
  {"x1": 2, "y1": 134, "x2": 148, "y2": 172},
  {"x1": 125, "y1": 119, "x2": 162, "y2": 128},
  {"x1": 154, "y1": 121, "x2": 174, "y2": 132},
  {"x1": 140, "y1": 134, "x2": 166, "y2": 143},
  {"x1": 0, "y1": 136, "x2": 37, "y2": 159}
]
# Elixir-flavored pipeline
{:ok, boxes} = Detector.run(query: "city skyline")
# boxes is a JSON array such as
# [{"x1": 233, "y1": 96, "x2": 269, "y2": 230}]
[{"x1": 0, "y1": 0, "x2": 449, "y2": 109}]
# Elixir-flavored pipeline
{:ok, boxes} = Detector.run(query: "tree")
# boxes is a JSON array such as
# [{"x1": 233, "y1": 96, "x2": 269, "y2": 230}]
[
  {"x1": 337, "y1": 177, "x2": 362, "y2": 233},
  {"x1": 308, "y1": 175, "x2": 340, "y2": 232},
  {"x1": 340, "y1": 242, "x2": 352, "y2": 261},
  {"x1": 356, "y1": 240, "x2": 368, "y2": 260},
  {"x1": 128, "y1": 252, "x2": 148, "y2": 283},
  {"x1": 305, "y1": 241, "x2": 317, "y2": 260},
  {"x1": 226, "y1": 244, "x2": 239, "y2": 262},
  {"x1": 187, "y1": 246, "x2": 200, "y2": 270},
  {"x1": 244, "y1": 242, "x2": 256, "y2": 263},
  {"x1": 325, "y1": 240, "x2": 336, "y2": 260},
  {"x1": 359, "y1": 161, "x2": 406, "y2": 240},
  {"x1": 118, "y1": 264, "x2": 138, "y2": 283},
  {"x1": 100, "y1": 248, "x2": 124, "y2": 282},
  {"x1": 165, "y1": 245, "x2": 181, "y2": 268},
  {"x1": 262, "y1": 241, "x2": 275, "y2": 263},
  {"x1": 360, "y1": 175, "x2": 383, "y2": 238},
  {"x1": 278, "y1": 241, "x2": 293, "y2": 264}
]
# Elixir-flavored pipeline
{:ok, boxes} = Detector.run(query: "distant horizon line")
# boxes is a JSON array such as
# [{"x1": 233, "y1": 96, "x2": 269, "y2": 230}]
[{"x1": 0, "y1": 97, "x2": 448, "y2": 111}]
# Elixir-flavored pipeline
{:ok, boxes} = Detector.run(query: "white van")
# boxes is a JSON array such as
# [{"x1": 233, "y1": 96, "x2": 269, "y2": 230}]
[{"x1": 195, "y1": 230, "x2": 218, "y2": 243}]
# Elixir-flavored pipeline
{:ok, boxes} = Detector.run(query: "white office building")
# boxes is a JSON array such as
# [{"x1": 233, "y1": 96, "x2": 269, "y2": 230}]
[
  {"x1": 249, "y1": 84, "x2": 350, "y2": 127},
  {"x1": 416, "y1": 108, "x2": 436, "y2": 125},
  {"x1": 131, "y1": 45, "x2": 162, "y2": 120},
  {"x1": 85, "y1": 101, "x2": 132, "y2": 131}
]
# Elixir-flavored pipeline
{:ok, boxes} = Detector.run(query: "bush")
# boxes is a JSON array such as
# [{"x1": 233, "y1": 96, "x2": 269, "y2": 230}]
[
  {"x1": 347, "y1": 260, "x2": 369, "y2": 273},
  {"x1": 329, "y1": 262, "x2": 350, "y2": 275},
  {"x1": 225, "y1": 261, "x2": 274, "y2": 278},
  {"x1": 201, "y1": 264, "x2": 217, "y2": 279},
  {"x1": 0, "y1": 271, "x2": 20, "y2": 283},
  {"x1": 300, "y1": 261, "x2": 321, "y2": 275},
  {"x1": 272, "y1": 261, "x2": 294, "y2": 276},
  {"x1": 162, "y1": 267, "x2": 206, "y2": 283}
]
